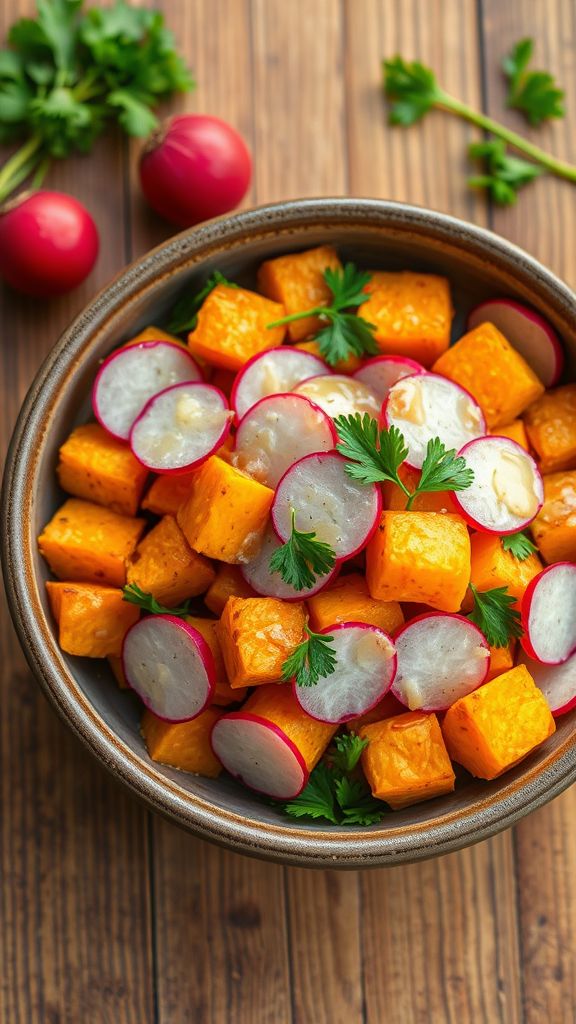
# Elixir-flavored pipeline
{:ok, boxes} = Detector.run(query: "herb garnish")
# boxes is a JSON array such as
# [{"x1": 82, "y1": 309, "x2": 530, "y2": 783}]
[
  {"x1": 122, "y1": 582, "x2": 192, "y2": 619},
  {"x1": 269, "y1": 509, "x2": 337, "y2": 592},
  {"x1": 467, "y1": 583, "x2": 523, "y2": 648},
  {"x1": 281, "y1": 626, "x2": 337, "y2": 688},
  {"x1": 283, "y1": 733, "x2": 385, "y2": 826},
  {"x1": 501, "y1": 531, "x2": 538, "y2": 561}
]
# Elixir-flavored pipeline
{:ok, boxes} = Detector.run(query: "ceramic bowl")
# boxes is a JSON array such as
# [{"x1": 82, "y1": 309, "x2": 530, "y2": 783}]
[{"x1": 2, "y1": 198, "x2": 576, "y2": 868}]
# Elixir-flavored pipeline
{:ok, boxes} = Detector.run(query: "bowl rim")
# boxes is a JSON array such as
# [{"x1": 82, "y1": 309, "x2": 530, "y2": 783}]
[{"x1": 2, "y1": 196, "x2": 576, "y2": 868}]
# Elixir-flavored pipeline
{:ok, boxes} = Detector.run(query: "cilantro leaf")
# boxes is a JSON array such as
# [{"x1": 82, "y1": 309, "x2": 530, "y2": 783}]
[
  {"x1": 415, "y1": 437, "x2": 474, "y2": 497},
  {"x1": 503, "y1": 38, "x2": 564, "y2": 126},
  {"x1": 334, "y1": 413, "x2": 409, "y2": 487},
  {"x1": 107, "y1": 89, "x2": 158, "y2": 136},
  {"x1": 324, "y1": 263, "x2": 373, "y2": 311},
  {"x1": 467, "y1": 583, "x2": 523, "y2": 648},
  {"x1": 382, "y1": 56, "x2": 441, "y2": 125},
  {"x1": 269, "y1": 509, "x2": 336, "y2": 592},
  {"x1": 283, "y1": 763, "x2": 338, "y2": 824},
  {"x1": 501, "y1": 531, "x2": 538, "y2": 560},
  {"x1": 334, "y1": 776, "x2": 385, "y2": 826},
  {"x1": 468, "y1": 140, "x2": 542, "y2": 206},
  {"x1": 122, "y1": 582, "x2": 193, "y2": 620},
  {"x1": 166, "y1": 271, "x2": 237, "y2": 335},
  {"x1": 281, "y1": 626, "x2": 337, "y2": 688},
  {"x1": 330, "y1": 732, "x2": 368, "y2": 774}
]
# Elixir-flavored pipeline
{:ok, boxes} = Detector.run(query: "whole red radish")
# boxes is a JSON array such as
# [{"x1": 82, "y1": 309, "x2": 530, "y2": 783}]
[
  {"x1": 139, "y1": 114, "x2": 252, "y2": 227},
  {"x1": 0, "y1": 191, "x2": 99, "y2": 297}
]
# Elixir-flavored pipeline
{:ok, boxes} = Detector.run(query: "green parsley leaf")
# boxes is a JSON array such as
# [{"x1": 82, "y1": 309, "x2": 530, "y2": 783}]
[
  {"x1": 468, "y1": 140, "x2": 542, "y2": 206},
  {"x1": 281, "y1": 626, "x2": 337, "y2": 688},
  {"x1": 324, "y1": 263, "x2": 372, "y2": 310},
  {"x1": 501, "y1": 531, "x2": 539, "y2": 560},
  {"x1": 416, "y1": 437, "x2": 474, "y2": 497},
  {"x1": 382, "y1": 55, "x2": 441, "y2": 125},
  {"x1": 269, "y1": 509, "x2": 336, "y2": 592},
  {"x1": 166, "y1": 271, "x2": 237, "y2": 335},
  {"x1": 107, "y1": 88, "x2": 158, "y2": 136},
  {"x1": 467, "y1": 583, "x2": 523, "y2": 648},
  {"x1": 503, "y1": 38, "x2": 565, "y2": 126},
  {"x1": 334, "y1": 413, "x2": 409, "y2": 487},
  {"x1": 330, "y1": 732, "x2": 368, "y2": 774},
  {"x1": 282, "y1": 735, "x2": 387, "y2": 826},
  {"x1": 334, "y1": 776, "x2": 385, "y2": 826},
  {"x1": 283, "y1": 762, "x2": 338, "y2": 824},
  {"x1": 122, "y1": 582, "x2": 193, "y2": 620}
]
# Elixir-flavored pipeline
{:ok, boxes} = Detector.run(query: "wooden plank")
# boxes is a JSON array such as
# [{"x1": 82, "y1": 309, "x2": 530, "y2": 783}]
[{"x1": 481, "y1": 2, "x2": 576, "y2": 1020}]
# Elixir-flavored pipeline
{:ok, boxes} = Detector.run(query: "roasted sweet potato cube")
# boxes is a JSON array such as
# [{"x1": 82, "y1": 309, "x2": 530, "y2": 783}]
[
  {"x1": 46, "y1": 581, "x2": 139, "y2": 657},
  {"x1": 204, "y1": 563, "x2": 257, "y2": 615},
  {"x1": 177, "y1": 456, "x2": 273, "y2": 563},
  {"x1": 307, "y1": 572, "x2": 404, "y2": 635},
  {"x1": 531, "y1": 471, "x2": 576, "y2": 563},
  {"x1": 366, "y1": 511, "x2": 470, "y2": 612},
  {"x1": 486, "y1": 641, "x2": 516, "y2": 682},
  {"x1": 442, "y1": 665, "x2": 555, "y2": 780},
  {"x1": 141, "y1": 706, "x2": 223, "y2": 776},
  {"x1": 124, "y1": 325, "x2": 184, "y2": 347},
  {"x1": 126, "y1": 515, "x2": 214, "y2": 606},
  {"x1": 462, "y1": 533, "x2": 542, "y2": 610},
  {"x1": 38, "y1": 498, "x2": 145, "y2": 587},
  {"x1": 359, "y1": 712, "x2": 455, "y2": 809},
  {"x1": 57, "y1": 422, "x2": 149, "y2": 516},
  {"x1": 243, "y1": 684, "x2": 337, "y2": 771},
  {"x1": 141, "y1": 472, "x2": 196, "y2": 516},
  {"x1": 432, "y1": 322, "x2": 544, "y2": 428},
  {"x1": 185, "y1": 615, "x2": 247, "y2": 706},
  {"x1": 383, "y1": 463, "x2": 457, "y2": 514},
  {"x1": 293, "y1": 339, "x2": 362, "y2": 374},
  {"x1": 523, "y1": 384, "x2": 576, "y2": 473},
  {"x1": 359, "y1": 271, "x2": 453, "y2": 367},
  {"x1": 217, "y1": 596, "x2": 306, "y2": 688},
  {"x1": 257, "y1": 245, "x2": 342, "y2": 341},
  {"x1": 187, "y1": 284, "x2": 286, "y2": 371},
  {"x1": 494, "y1": 418, "x2": 529, "y2": 450},
  {"x1": 107, "y1": 654, "x2": 129, "y2": 688}
]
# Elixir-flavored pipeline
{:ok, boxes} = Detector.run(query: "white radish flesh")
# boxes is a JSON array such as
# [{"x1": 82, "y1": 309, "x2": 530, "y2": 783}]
[
  {"x1": 231, "y1": 347, "x2": 331, "y2": 419},
  {"x1": 383, "y1": 373, "x2": 485, "y2": 469},
  {"x1": 122, "y1": 615, "x2": 214, "y2": 722},
  {"x1": 453, "y1": 435, "x2": 543, "y2": 533},
  {"x1": 241, "y1": 521, "x2": 339, "y2": 599},
  {"x1": 518, "y1": 649, "x2": 576, "y2": 717},
  {"x1": 521, "y1": 563, "x2": 576, "y2": 665},
  {"x1": 293, "y1": 623, "x2": 397, "y2": 724},
  {"x1": 392, "y1": 613, "x2": 490, "y2": 711},
  {"x1": 210, "y1": 713, "x2": 307, "y2": 799},
  {"x1": 272, "y1": 452, "x2": 381, "y2": 559},
  {"x1": 232, "y1": 393, "x2": 336, "y2": 488},
  {"x1": 467, "y1": 300, "x2": 564, "y2": 387},
  {"x1": 93, "y1": 341, "x2": 202, "y2": 440},
  {"x1": 353, "y1": 355, "x2": 425, "y2": 402},
  {"x1": 130, "y1": 382, "x2": 231, "y2": 473},
  {"x1": 294, "y1": 374, "x2": 380, "y2": 420}
]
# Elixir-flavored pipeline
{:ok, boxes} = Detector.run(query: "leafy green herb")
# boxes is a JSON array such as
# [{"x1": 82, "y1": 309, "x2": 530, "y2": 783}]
[
  {"x1": 281, "y1": 626, "x2": 337, "y2": 688},
  {"x1": 501, "y1": 531, "x2": 539, "y2": 561},
  {"x1": 503, "y1": 38, "x2": 564, "y2": 126},
  {"x1": 330, "y1": 732, "x2": 368, "y2": 774},
  {"x1": 417, "y1": 435, "x2": 475, "y2": 494},
  {"x1": 468, "y1": 140, "x2": 542, "y2": 206},
  {"x1": 283, "y1": 762, "x2": 339, "y2": 824},
  {"x1": 267, "y1": 262, "x2": 379, "y2": 366},
  {"x1": 269, "y1": 509, "x2": 336, "y2": 592},
  {"x1": 283, "y1": 734, "x2": 385, "y2": 827},
  {"x1": 467, "y1": 583, "x2": 523, "y2": 648},
  {"x1": 122, "y1": 582, "x2": 192, "y2": 620},
  {"x1": 333, "y1": 776, "x2": 384, "y2": 826},
  {"x1": 166, "y1": 271, "x2": 236, "y2": 335},
  {"x1": 0, "y1": 0, "x2": 193, "y2": 203}
]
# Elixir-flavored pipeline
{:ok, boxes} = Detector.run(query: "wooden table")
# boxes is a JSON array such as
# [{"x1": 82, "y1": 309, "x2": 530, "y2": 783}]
[{"x1": 1, "y1": 2, "x2": 575, "y2": 1021}]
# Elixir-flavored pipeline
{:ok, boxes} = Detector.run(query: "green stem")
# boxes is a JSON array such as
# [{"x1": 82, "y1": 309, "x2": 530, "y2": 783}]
[
  {"x1": 0, "y1": 136, "x2": 44, "y2": 203},
  {"x1": 31, "y1": 157, "x2": 51, "y2": 191},
  {"x1": 268, "y1": 306, "x2": 327, "y2": 329},
  {"x1": 436, "y1": 90, "x2": 576, "y2": 182}
]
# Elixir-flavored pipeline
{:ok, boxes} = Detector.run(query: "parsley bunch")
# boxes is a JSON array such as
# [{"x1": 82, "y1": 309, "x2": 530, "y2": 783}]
[
  {"x1": 0, "y1": 0, "x2": 193, "y2": 204},
  {"x1": 122, "y1": 582, "x2": 193, "y2": 620},
  {"x1": 269, "y1": 509, "x2": 337, "y2": 592},
  {"x1": 283, "y1": 733, "x2": 385, "y2": 826}
]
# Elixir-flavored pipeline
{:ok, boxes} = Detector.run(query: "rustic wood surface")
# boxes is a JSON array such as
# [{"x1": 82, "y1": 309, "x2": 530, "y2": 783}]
[{"x1": 1, "y1": 1, "x2": 575, "y2": 1021}]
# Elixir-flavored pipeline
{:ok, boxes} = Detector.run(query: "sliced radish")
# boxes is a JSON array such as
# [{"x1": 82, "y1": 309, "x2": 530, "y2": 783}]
[
  {"x1": 241, "y1": 520, "x2": 339, "y2": 600},
  {"x1": 122, "y1": 615, "x2": 215, "y2": 722},
  {"x1": 232, "y1": 393, "x2": 336, "y2": 488},
  {"x1": 453, "y1": 435, "x2": 544, "y2": 533},
  {"x1": 392, "y1": 613, "x2": 490, "y2": 711},
  {"x1": 353, "y1": 355, "x2": 425, "y2": 402},
  {"x1": 292, "y1": 622, "x2": 397, "y2": 724},
  {"x1": 467, "y1": 299, "x2": 564, "y2": 387},
  {"x1": 294, "y1": 374, "x2": 380, "y2": 420},
  {"x1": 520, "y1": 563, "x2": 576, "y2": 665},
  {"x1": 93, "y1": 341, "x2": 203, "y2": 440},
  {"x1": 272, "y1": 452, "x2": 381, "y2": 560},
  {"x1": 518, "y1": 649, "x2": 576, "y2": 717},
  {"x1": 231, "y1": 347, "x2": 331, "y2": 419},
  {"x1": 210, "y1": 712, "x2": 308, "y2": 799},
  {"x1": 130, "y1": 382, "x2": 232, "y2": 474},
  {"x1": 383, "y1": 373, "x2": 485, "y2": 469}
]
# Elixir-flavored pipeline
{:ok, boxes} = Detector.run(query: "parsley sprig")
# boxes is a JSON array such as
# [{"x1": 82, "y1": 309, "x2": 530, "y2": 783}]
[
  {"x1": 166, "y1": 270, "x2": 237, "y2": 335},
  {"x1": 282, "y1": 626, "x2": 337, "y2": 687},
  {"x1": 283, "y1": 733, "x2": 385, "y2": 827},
  {"x1": 503, "y1": 38, "x2": 565, "y2": 126},
  {"x1": 122, "y1": 582, "x2": 193, "y2": 620},
  {"x1": 501, "y1": 531, "x2": 538, "y2": 561},
  {"x1": 269, "y1": 509, "x2": 336, "y2": 592},
  {"x1": 468, "y1": 140, "x2": 542, "y2": 206},
  {"x1": 467, "y1": 583, "x2": 523, "y2": 648},
  {"x1": 334, "y1": 413, "x2": 473, "y2": 508},
  {"x1": 267, "y1": 263, "x2": 379, "y2": 366}
]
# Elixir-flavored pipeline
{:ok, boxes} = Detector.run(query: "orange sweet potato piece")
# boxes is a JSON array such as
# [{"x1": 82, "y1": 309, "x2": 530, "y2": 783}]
[
  {"x1": 185, "y1": 615, "x2": 247, "y2": 706},
  {"x1": 124, "y1": 325, "x2": 184, "y2": 347},
  {"x1": 46, "y1": 581, "x2": 139, "y2": 657},
  {"x1": 57, "y1": 422, "x2": 149, "y2": 517},
  {"x1": 307, "y1": 572, "x2": 404, "y2": 634},
  {"x1": 366, "y1": 511, "x2": 470, "y2": 612},
  {"x1": 442, "y1": 665, "x2": 555, "y2": 780},
  {"x1": 204, "y1": 563, "x2": 257, "y2": 615},
  {"x1": 141, "y1": 472, "x2": 196, "y2": 516},
  {"x1": 141, "y1": 705, "x2": 223, "y2": 776},
  {"x1": 293, "y1": 339, "x2": 362, "y2": 374},
  {"x1": 359, "y1": 271, "x2": 453, "y2": 367},
  {"x1": 187, "y1": 284, "x2": 286, "y2": 371},
  {"x1": 432, "y1": 322, "x2": 544, "y2": 428},
  {"x1": 486, "y1": 641, "x2": 516, "y2": 682},
  {"x1": 38, "y1": 498, "x2": 145, "y2": 587},
  {"x1": 462, "y1": 533, "x2": 542, "y2": 610},
  {"x1": 383, "y1": 463, "x2": 457, "y2": 514},
  {"x1": 177, "y1": 456, "x2": 273, "y2": 563},
  {"x1": 126, "y1": 515, "x2": 214, "y2": 606},
  {"x1": 359, "y1": 712, "x2": 455, "y2": 809},
  {"x1": 257, "y1": 245, "x2": 342, "y2": 342},
  {"x1": 531, "y1": 470, "x2": 576, "y2": 564},
  {"x1": 242, "y1": 684, "x2": 337, "y2": 772},
  {"x1": 523, "y1": 384, "x2": 576, "y2": 473},
  {"x1": 493, "y1": 418, "x2": 529, "y2": 450},
  {"x1": 107, "y1": 654, "x2": 128, "y2": 688},
  {"x1": 217, "y1": 596, "x2": 306, "y2": 688}
]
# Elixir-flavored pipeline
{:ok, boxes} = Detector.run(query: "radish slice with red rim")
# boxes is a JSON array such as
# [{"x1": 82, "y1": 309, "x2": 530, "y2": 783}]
[
  {"x1": 231, "y1": 347, "x2": 331, "y2": 419},
  {"x1": 210, "y1": 712, "x2": 308, "y2": 799},
  {"x1": 93, "y1": 341, "x2": 203, "y2": 440},
  {"x1": 272, "y1": 452, "x2": 382, "y2": 560},
  {"x1": 467, "y1": 299, "x2": 564, "y2": 387},
  {"x1": 383, "y1": 373, "x2": 485, "y2": 469},
  {"x1": 517, "y1": 648, "x2": 576, "y2": 717},
  {"x1": 241, "y1": 521, "x2": 339, "y2": 599},
  {"x1": 232, "y1": 393, "x2": 337, "y2": 488},
  {"x1": 453, "y1": 435, "x2": 544, "y2": 533},
  {"x1": 520, "y1": 563, "x2": 576, "y2": 665},
  {"x1": 130, "y1": 382, "x2": 231, "y2": 474},
  {"x1": 294, "y1": 374, "x2": 380, "y2": 420},
  {"x1": 392, "y1": 613, "x2": 490, "y2": 711},
  {"x1": 353, "y1": 355, "x2": 425, "y2": 402},
  {"x1": 122, "y1": 615, "x2": 215, "y2": 722},
  {"x1": 292, "y1": 622, "x2": 397, "y2": 724}
]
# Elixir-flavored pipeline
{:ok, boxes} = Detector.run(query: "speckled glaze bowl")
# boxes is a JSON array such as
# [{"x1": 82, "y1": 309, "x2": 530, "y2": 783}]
[{"x1": 2, "y1": 198, "x2": 576, "y2": 868}]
